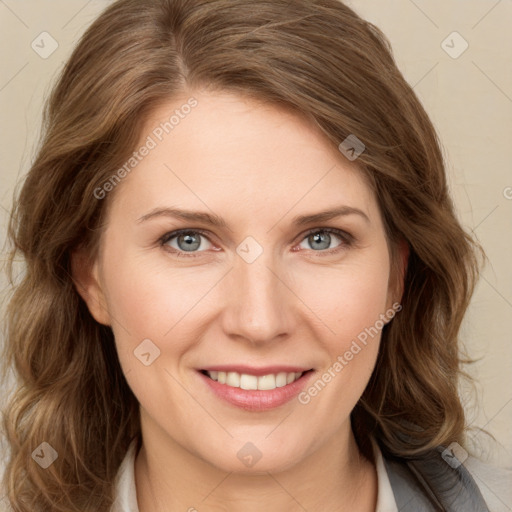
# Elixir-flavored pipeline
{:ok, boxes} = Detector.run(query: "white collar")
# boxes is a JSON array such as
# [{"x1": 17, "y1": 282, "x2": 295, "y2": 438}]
[
  {"x1": 371, "y1": 437, "x2": 399, "y2": 512},
  {"x1": 111, "y1": 439, "x2": 139, "y2": 512}
]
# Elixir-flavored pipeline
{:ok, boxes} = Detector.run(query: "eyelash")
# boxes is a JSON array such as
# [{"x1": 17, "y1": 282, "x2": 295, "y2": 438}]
[{"x1": 158, "y1": 227, "x2": 354, "y2": 258}]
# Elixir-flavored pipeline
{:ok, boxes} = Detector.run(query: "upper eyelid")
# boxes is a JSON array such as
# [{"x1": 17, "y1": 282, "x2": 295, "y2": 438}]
[{"x1": 160, "y1": 228, "x2": 210, "y2": 242}]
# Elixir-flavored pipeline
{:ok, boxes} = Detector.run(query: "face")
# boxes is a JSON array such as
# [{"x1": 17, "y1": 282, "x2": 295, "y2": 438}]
[{"x1": 76, "y1": 90, "x2": 403, "y2": 474}]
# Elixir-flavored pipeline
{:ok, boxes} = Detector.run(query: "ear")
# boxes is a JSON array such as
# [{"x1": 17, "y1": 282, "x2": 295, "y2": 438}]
[
  {"x1": 70, "y1": 248, "x2": 111, "y2": 326},
  {"x1": 387, "y1": 238, "x2": 409, "y2": 309}
]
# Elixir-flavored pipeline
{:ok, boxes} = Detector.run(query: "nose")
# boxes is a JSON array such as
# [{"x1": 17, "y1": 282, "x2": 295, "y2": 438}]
[{"x1": 220, "y1": 251, "x2": 295, "y2": 345}]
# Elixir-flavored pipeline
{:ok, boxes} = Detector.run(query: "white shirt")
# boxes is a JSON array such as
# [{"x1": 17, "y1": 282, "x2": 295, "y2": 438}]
[
  {"x1": 110, "y1": 438, "x2": 399, "y2": 512},
  {"x1": 111, "y1": 437, "x2": 512, "y2": 511}
]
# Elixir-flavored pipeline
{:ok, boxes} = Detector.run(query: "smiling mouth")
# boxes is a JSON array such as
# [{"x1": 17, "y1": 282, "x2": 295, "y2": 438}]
[{"x1": 199, "y1": 369, "x2": 314, "y2": 391}]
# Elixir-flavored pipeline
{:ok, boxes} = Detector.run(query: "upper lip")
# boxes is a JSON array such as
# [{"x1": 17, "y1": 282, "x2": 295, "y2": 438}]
[{"x1": 200, "y1": 365, "x2": 313, "y2": 376}]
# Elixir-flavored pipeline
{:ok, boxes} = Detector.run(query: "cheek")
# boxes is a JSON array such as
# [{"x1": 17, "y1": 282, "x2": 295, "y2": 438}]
[
  {"x1": 99, "y1": 250, "x2": 218, "y2": 414},
  {"x1": 290, "y1": 247, "x2": 390, "y2": 402},
  {"x1": 293, "y1": 259, "x2": 390, "y2": 419},
  {"x1": 292, "y1": 256, "x2": 391, "y2": 343},
  {"x1": 100, "y1": 246, "x2": 221, "y2": 358}
]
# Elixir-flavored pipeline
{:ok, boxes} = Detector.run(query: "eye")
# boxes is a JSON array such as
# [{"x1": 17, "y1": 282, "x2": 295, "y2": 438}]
[
  {"x1": 160, "y1": 229, "x2": 214, "y2": 255},
  {"x1": 159, "y1": 227, "x2": 353, "y2": 258},
  {"x1": 297, "y1": 228, "x2": 352, "y2": 254}
]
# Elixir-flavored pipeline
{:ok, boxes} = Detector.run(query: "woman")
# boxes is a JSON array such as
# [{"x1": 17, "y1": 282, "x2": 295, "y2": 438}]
[{"x1": 0, "y1": 0, "x2": 503, "y2": 510}]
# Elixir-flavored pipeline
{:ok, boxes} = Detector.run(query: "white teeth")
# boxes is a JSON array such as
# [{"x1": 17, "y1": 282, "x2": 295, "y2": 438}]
[
  {"x1": 275, "y1": 372, "x2": 288, "y2": 387},
  {"x1": 226, "y1": 372, "x2": 240, "y2": 387},
  {"x1": 240, "y1": 374, "x2": 259, "y2": 390},
  {"x1": 256, "y1": 374, "x2": 275, "y2": 390},
  {"x1": 205, "y1": 370, "x2": 305, "y2": 390}
]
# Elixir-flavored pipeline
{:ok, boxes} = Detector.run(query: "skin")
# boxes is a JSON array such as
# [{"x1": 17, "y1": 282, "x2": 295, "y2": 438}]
[{"x1": 73, "y1": 90, "x2": 407, "y2": 511}]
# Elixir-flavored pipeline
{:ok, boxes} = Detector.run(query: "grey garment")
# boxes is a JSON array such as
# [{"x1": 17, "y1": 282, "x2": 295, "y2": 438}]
[{"x1": 383, "y1": 446, "x2": 490, "y2": 511}]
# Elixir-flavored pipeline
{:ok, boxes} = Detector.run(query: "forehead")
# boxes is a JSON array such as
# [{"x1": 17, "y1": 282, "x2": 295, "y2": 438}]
[{"x1": 108, "y1": 90, "x2": 377, "y2": 224}]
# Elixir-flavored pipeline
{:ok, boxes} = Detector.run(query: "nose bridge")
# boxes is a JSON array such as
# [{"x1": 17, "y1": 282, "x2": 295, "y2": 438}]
[{"x1": 222, "y1": 248, "x2": 293, "y2": 343}]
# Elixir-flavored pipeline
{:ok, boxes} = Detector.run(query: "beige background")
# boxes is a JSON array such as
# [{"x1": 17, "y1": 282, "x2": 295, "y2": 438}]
[{"x1": 1, "y1": 0, "x2": 511, "y2": 480}]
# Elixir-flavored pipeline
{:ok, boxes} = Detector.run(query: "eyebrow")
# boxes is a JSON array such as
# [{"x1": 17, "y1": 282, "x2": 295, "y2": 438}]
[
  {"x1": 292, "y1": 206, "x2": 370, "y2": 226},
  {"x1": 137, "y1": 207, "x2": 229, "y2": 228},
  {"x1": 136, "y1": 205, "x2": 370, "y2": 227}
]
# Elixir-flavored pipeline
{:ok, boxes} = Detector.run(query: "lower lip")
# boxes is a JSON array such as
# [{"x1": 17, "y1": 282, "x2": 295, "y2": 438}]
[{"x1": 198, "y1": 370, "x2": 315, "y2": 411}]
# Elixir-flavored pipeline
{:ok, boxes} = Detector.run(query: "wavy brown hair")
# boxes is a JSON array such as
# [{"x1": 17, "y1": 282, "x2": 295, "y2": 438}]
[{"x1": 1, "y1": 0, "x2": 484, "y2": 510}]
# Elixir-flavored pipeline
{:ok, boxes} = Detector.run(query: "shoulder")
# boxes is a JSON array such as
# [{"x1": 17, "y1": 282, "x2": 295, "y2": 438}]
[
  {"x1": 464, "y1": 455, "x2": 512, "y2": 512},
  {"x1": 381, "y1": 444, "x2": 511, "y2": 512}
]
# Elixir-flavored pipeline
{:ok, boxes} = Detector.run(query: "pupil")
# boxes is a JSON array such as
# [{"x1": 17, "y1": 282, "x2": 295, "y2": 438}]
[
  {"x1": 178, "y1": 233, "x2": 200, "y2": 251},
  {"x1": 310, "y1": 232, "x2": 330, "y2": 250}
]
